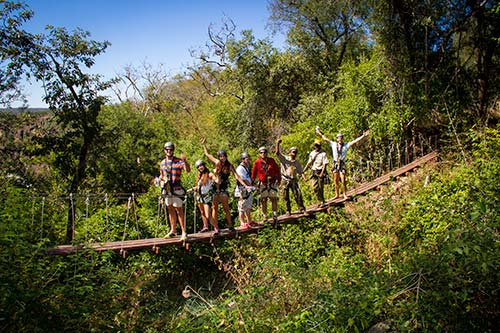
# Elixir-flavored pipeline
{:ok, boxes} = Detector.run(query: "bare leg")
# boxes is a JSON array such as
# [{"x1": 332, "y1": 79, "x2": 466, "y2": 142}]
[
  {"x1": 220, "y1": 195, "x2": 233, "y2": 227},
  {"x1": 340, "y1": 172, "x2": 347, "y2": 198},
  {"x1": 212, "y1": 195, "x2": 220, "y2": 225},
  {"x1": 261, "y1": 197, "x2": 268, "y2": 219},
  {"x1": 198, "y1": 203, "x2": 209, "y2": 229},
  {"x1": 175, "y1": 206, "x2": 186, "y2": 234},
  {"x1": 203, "y1": 204, "x2": 218, "y2": 230},
  {"x1": 167, "y1": 205, "x2": 177, "y2": 234},
  {"x1": 334, "y1": 172, "x2": 341, "y2": 198}
]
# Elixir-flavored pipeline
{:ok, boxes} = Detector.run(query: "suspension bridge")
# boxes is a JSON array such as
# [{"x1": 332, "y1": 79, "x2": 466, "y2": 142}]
[{"x1": 45, "y1": 151, "x2": 438, "y2": 256}]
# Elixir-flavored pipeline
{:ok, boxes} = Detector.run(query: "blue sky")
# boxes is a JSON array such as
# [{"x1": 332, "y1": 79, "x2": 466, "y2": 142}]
[{"x1": 20, "y1": 0, "x2": 285, "y2": 107}]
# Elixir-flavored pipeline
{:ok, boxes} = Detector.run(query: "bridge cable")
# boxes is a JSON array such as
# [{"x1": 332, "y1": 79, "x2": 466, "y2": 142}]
[
  {"x1": 40, "y1": 196, "x2": 45, "y2": 240},
  {"x1": 120, "y1": 196, "x2": 132, "y2": 252},
  {"x1": 85, "y1": 196, "x2": 89, "y2": 242}
]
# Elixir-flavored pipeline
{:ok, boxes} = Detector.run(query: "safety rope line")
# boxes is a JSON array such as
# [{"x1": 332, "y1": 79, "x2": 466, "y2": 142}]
[
  {"x1": 40, "y1": 196, "x2": 45, "y2": 239},
  {"x1": 193, "y1": 193, "x2": 197, "y2": 233},
  {"x1": 85, "y1": 196, "x2": 89, "y2": 242},
  {"x1": 104, "y1": 193, "x2": 110, "y2": 242},
  {"x1": 31, "y1": 194, "x2": 35, "y2": 229},
  {"x1": 70, "y1": 193, "x2": 75, "y2": 242},
  {"x1": 132, "y1": 193, "x2": 140, "y2": 240}
]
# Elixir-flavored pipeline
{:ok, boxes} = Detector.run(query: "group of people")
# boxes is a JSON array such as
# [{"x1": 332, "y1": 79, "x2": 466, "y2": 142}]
[{"x1": 158, "y1": 128, "x2": 369, "y2": 239}]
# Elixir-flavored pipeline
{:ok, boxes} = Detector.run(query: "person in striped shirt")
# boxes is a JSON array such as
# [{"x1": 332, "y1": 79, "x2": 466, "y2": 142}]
[{"x1": 160, "y1": 141, "x2": 191, "y2": 240}]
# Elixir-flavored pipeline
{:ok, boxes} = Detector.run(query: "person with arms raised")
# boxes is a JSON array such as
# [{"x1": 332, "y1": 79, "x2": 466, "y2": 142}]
[{"x1": 316, "y1": 127, "x2": 370, "y2": 199}]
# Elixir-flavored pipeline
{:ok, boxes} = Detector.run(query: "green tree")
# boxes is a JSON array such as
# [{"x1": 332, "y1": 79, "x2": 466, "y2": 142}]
[
  {"x1": 269, "y1": 0, "x2": 370, "y2": 78},
  {"x1": 1, "y1": 1, "x2": 112, "y2": 241},
  {"x1": 370, "y1": 0, "x2": 500, "y2": 126},
  {"x1": 0, "y1": 0, "x2": 32, "y2": 106}
]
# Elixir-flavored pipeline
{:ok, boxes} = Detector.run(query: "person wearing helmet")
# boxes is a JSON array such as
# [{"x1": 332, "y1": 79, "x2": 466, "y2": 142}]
[
  {"x1": 275, "y1": 138, "x2": 306, "y2": 215},
  {"x1": 302, "y1": 138, "x2": 329, "y2": 206},
  {"x1": 159, "y1": 141, "x2": 191, "y2": 240},
  {"x1": 200, "y1": 138, "x2": 250, "y2": 232},
  {"x1": 234, "y1": 152, "x2": 256, "y2": 228},
  {"x1": 316, "y1": 127, "x2": 370, "y2": 199},
  {"x1": 187, "y1": 160, "x2": 221, "y2": 236},
  {"x1": 251, "y1": 145, "x2": 281, "y2": 225}
]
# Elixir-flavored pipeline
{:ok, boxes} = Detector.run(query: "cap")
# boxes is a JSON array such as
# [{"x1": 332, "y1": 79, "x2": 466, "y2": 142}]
[
  {"x1": 195, "y1": 159, "x2": 205, "y2": 168},
  {"x1": 240, "y1": 152, "x2": 250, "y2": 160},
  {"x1": 314, "y1": 139, "x2": 322, "y2": 146},
  {"x1": 336, "y1": 133, "x2": 343, "y2": 138},
  {"x1": 217, "y1": 149, "x2": 227, "y2": 157},
  {"x1": 258, "y1": 146, "x2": 267, "y2": 153},
  {"x1": 164, "y1": 142, "x2": 175, "y2": 150},
  {"x1": 289, "y1": 147, "x2": 298, "y2": 154}
]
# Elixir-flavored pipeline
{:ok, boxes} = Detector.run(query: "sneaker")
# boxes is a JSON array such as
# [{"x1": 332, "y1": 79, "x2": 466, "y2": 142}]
[
  {"x1": 180, "y1": 232, "x2": 187, "y2": 241},
  {"x1": 200, "y1": 227, "x2": 209, "y2": 233},
  {"x1": 165, "y1": 231, "x2": 176, "y2": 238},
  {"x1": 213, "y1": 228, "x2": 220, "y2": 236},
  {"x1": 240, "y1": 223, "x2": 250, "y2": 229}
]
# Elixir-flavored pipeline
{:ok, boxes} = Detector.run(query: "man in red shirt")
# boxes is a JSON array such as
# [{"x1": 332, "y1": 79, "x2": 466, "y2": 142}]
[{"x1": 252, "y1": 146, "x2": 281, "y2": 224}]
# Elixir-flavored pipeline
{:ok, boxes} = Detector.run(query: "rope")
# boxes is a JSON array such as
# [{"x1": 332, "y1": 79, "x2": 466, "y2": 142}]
[
  {"x1": 155, "y1": 196, "x2": 162, "y2": 239},
  {"x1": 104, "y1": 193, "x2": 110, "y2": 241},
  {"x1": 132, "y1": 193, "x2": 140, "y2": 240},
  {"x1": 121, "y1": 196, "x2": 131, "y2": 248},
  {"x1": 183, "y1": 195, "x2": 188, "y2": 234},
  {"x1": 193, "y1": 193, "x2": 197, "y2": 233},
  {"x1": 70, "y1": 193, "x2": 75, "y2": 242},
  {"x1": 152, "y1": 196, "x2": 162, "y2": 253},
  {"x1": 40, "y1": 196, "x2": 45, "y2": 239},
  {"x1": 31, "y1": 194, "x2": 35, "y2": 228},
  {"x1": 85, "y1": 196, "x2": 89, "y2": 242}
]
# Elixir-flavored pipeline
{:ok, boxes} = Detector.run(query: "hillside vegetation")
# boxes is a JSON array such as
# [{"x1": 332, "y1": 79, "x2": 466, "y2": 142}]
[{"x1": 1, "y1": 0, "x2": 500, "y2": 331}]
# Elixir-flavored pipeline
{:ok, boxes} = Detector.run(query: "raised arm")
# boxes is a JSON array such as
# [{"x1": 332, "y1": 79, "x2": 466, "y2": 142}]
[
  {"x1": 200, "y1": 138, "x2": 219, "y2": 165},
  {"x1": 315, "y1": 127, "x2": 332, "y2": 144},
  {"x1": 275, "y1": 138, "x2": 281, "y2": 156},
  {"x1": 180, "y1": 153, "x2": 191, "y2": 172},
  {"x1": 350, "y1": 130, "x2": 370, "y2": 146}
]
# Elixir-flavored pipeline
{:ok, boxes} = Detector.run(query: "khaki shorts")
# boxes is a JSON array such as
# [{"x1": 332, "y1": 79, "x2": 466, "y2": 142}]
[
  {"x1": 258, "y1": 185, "x2": 278, "y2": 198},
  {"x1": 164, "y1": 192, "x2": 184, "y2": 208},
  {"x1": 238, "y1": 194, "x2": 253, "y2": 212}
]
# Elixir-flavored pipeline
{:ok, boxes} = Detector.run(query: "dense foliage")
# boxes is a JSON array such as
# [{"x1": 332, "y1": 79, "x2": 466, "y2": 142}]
[{"x1": 1, "y1": 0, "x2": 500, "y2": 331}]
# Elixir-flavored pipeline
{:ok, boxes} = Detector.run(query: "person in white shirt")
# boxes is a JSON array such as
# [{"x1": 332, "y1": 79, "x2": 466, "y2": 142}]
[
  {"x1": 316, "y1": 127, "x2": 370, "y2": 199},
  {"x1": 302, "y1": 139, "x2": 329, "y2": 206},
  {"x1": 234, "y1": 152, "x2": 257, "y2": 228}
]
